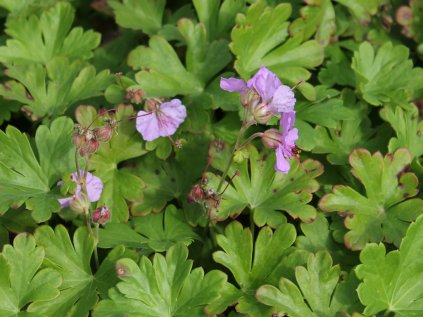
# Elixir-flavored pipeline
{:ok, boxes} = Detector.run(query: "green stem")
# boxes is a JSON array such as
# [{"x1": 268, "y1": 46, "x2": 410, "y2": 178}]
[
  {"x1": 94, "y1": 223, "x2": 100, "y2": 269},
  {"x1": 238, "y1": 132, "x2": 263, "y2": 149},
  {"x1": 382, "y1": 310, "x2": 391, "y2": 317},
  {"x1": 75, "y1": 149, "x2": 81, "y2": 179},
  {"x1": 216, "y1": 108, "x2": 250, "y2": 193}
]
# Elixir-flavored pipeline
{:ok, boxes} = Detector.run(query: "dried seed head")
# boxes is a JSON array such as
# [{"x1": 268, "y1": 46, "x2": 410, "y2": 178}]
[
  {"x1": 79, "y1": 139, "x2": 100, "y2": 156},
  {"x1": 187, "y1": 184, "x2": 204, "y2": 203},
  {"x1": 92, "y1": 205, "x2": 111, "y2": 224}
]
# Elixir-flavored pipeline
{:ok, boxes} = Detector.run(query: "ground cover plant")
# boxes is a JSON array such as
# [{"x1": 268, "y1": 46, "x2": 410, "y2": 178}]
[{"x1": 0, "y1": 0, "x2": 423, "y2": 316}]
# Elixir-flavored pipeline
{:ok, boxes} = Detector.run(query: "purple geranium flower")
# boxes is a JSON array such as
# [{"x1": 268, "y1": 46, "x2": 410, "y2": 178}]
[
  {"x1": 58, "y1": 171, "x2": 103, "y2": 208},
  {"x1": 136, "y1": 99, "x2": 187, "y2": 141},
  {"x1": 275, "y1": 111, "x2": 299, "y2": 173},
  {"x1": 220, "y1": 66, "x2": 295, "y2": 114}
]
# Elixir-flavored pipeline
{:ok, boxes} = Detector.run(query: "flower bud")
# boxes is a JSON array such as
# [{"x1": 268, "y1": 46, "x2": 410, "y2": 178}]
[
  {"x1": 261, "y1": 129, "x2": 281, "y2": 149},
  {"x1": 93, "y1": 125, "x2": 113, "y2": 142},
  {"x1": 79, "y1": 139, "x2": 100, "y2": 156},
  {"x1": 92, "y1": 205, "x2": 111, "y2": 224},
  {"x1": 396, "y1": 6, "x2": 412, "y2": 26},
  {"x1": 72, "y1": 133, "x2": 86, "y2": 148},
  {"x1": 240, "y1": 90, "x2": 260, "y2": 109},
  {"x1": 70, "y1": 192, "x2": 90, "y2": 213},
  {"x1": 250, "y1": 102, "x2": 273, "y2": 124},
  {"x1": 126, "y1": 88, "x2": 144, "y2": 104}
]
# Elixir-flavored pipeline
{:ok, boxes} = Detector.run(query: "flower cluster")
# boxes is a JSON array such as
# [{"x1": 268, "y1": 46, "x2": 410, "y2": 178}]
[{"x1": 220, "y1": 66, "x2": 298, "y2": 173}]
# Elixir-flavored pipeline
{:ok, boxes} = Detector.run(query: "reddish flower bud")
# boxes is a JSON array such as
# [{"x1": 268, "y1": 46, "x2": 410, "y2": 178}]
[
  {"x1": 396, "y1": 6, "x2": 412, "y2": 26},
  {"x1": 93, "y1": 125, "x2": 113, "y2": 142},
  {"x1": 92, "y1": 205, "x2": 111, "y2": 224},
  {"x1": 72, "y1": 133, "x2": 86, "y2": 148},
  {"x1": 126, "y1": 89, "x2": 144, "y2": 104},
  {"x1": 261, "y1": 129, "x2": 281, "y2": 149},
  {"x1": 187, "y1": 184, "x2": 204, "y2": 203},
  {"x1": 79, "y1": 139, "x2": 100, "y2": 156}
]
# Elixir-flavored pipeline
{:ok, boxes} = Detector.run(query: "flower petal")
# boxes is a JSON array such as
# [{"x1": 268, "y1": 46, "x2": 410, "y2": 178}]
[
  {"x1": 269, "y1": 85, "x2": 296, "y2": 114},
  {"x1": 275, "y1": 145, "x2": 291, "y2": 173},
  {"x1": 136, "y1": 111, "x2": 161, "y2": 141},
  {"x1": 280, "y1": 111, "x2": 296, "y2": 132},
  {"x1": 247, "y1": 66, "x2": 281, "y2": 102},
  {"x1": 58, "y1": 197, "x2": 73, "y2": 208},
  {"x1": 220, "y1": 77, "x2": 247, "y2": 92}
]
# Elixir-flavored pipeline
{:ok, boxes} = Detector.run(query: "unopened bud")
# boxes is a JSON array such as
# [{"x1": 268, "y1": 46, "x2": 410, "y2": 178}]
[
  {"x1": 126, "y1": 89, "x2": 144, "y2": 104},
  {"x1": 396, "y1": 6, "x2": 412, "y2": 26},
  {"x1": 261, "y1": 129, "x2": 281, "y2": 149},
  {"x1": 72, "y1": 133, "x2": 86, "y2": 148},
  {"x1": 79, "y1": 139, "x2": 100, "y2": 156},
  {"x1": 251, "y1": 102, "x2": 273, "y2": 124},
  {"x1": 93, "y1": 125, "x2": 113, "y2": 142},
  {"x1": 92, "y1": 205, "x2": 111, "y2": 224},
  {"x1": 241, "y1": 90, "x2": 260, "y2": 109},
  {"x1": 70, "y1": 192, "x2": 90, "y2": 213}
]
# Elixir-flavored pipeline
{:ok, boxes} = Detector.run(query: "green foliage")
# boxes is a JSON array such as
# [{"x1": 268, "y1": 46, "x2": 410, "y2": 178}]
[
  {"x1": 108, "y1": 0, "x2": 165, "y2": 35},
  {"x1": 0, "y1": 2, "x2": 100, "y2": 64},
  {"x1": 93, "y1": 243, "x2": 232, "y2": 317},
  {"x1": 0, "y1": 233, "x2": 62, "y2": 316},
  {"x1": 0, "y1": 117, "x2": 75, "y2": 221},
  {"x1": 213, "y1": 221, "x2": 296, "y2": 315},
  {"x1": 319, "y1": 148, "x2": 423, "y2": 250},
  {"x1": 99, "y1": 205, "x2": 199, "y2": 252},
  {"x1": 351, "y1": 42, "x2": 423, "y2": 107},
  {"x1": 206, "y1": 145, "x2": 322, "y2": 226},
  {"x1": 256, "y1": 251, "x2": 361, "y2": 317},
  {"x1": 355, "y1": 215, "x2": 423, "y2": 316},
  {"x1": 0, "y1": 57, "x2": 112, "y2": 119}
]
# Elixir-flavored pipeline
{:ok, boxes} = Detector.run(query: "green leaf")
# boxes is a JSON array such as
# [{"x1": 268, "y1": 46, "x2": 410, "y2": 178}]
[
  {"x1": 230, "y1": 0, "x2": 324, "y2": 100},
  {"x1": 32, "y1": 225, "x2": 126, "y2": 316},
  {"x1": 107, "y1": 0, "x2": 165, "y2": 35},
  {"x1": 0, "y1": 125, "x2": 49, "y2": 213},
  {"x1": 178, "y1": 18, "x2": 232, "y2": 85},
  {"x1": 335, "y1": 0, "x2": 384, "y2": 24},
  {"x1": 128, "y1": 36, "x2": 203, "y2": 97},
  {"x1": 206, "y1": 145, "x2": 322, "y2": 226},
  {"x1": 193, "y1": 0, "x2": 246, "y2": 40},
  {"x1": 0, "y1": 233, "x2": 62, "y2": 316},
  {"x1": 35, "y1": 116, "x2": 75, "y2": 185},
  {"x1": 131, "y1": 135, "x2": 209, "y2": 215},
  {"x1": 90, "y1": 105, "x2": 147, "y2": 222},
  {"x1": 319, "y1": 148, "x2": 423, "y2": 250},
  {"x1": 93, "y1": 243, "x2": 232, "y2": 317},
  {"x1": 311, "y1": 92, "x2": 391, "y2": 164},
  {"x1": 296, "y1": 213, "x2": 358, "y2": 268},
  {"x1": 213, "y1": 222, "x2": 296, "y2": 315},
  {"x1": 290, "y1": 0, "x2": 336, "y2": 46},
  {"x1": 351, "y1": 42, "x2": 423, "y2": 107},
  {"x1": 381, "y1": 106, "x2": 423, "y2": 159},
  {"x1": 0, "y1": 0, "x2": 73, "y2": 16},
  {"x1": 99, "y1": 205, "x2": 199, "y2": 252},
  {"x1": 0, "y1": 2, "x2": 100, "y2": 64},
  {"x1": 355, "y1": 215, "x2": 423, "y2": 316},
  {"x1": 256, "y1": 251, "x2": 361, "y2": 317},
  {"x1": 0, "y1": 57, "x2": 112, "y2": 119}
]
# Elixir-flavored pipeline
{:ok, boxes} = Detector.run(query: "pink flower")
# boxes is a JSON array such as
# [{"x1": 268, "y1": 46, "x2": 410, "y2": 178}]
[
  {"x1": 136, "y1": 99, "x2": 187, "y2": 141},
  {"x1": 58, "y1": 171, "x2": 103, "y2": 208},
  {"x1": 275, "y1": 111, "x2": 299, "y2": 173},
  {"x1": 220, "y1": 66, "x2": 295, "y2": 115}
]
